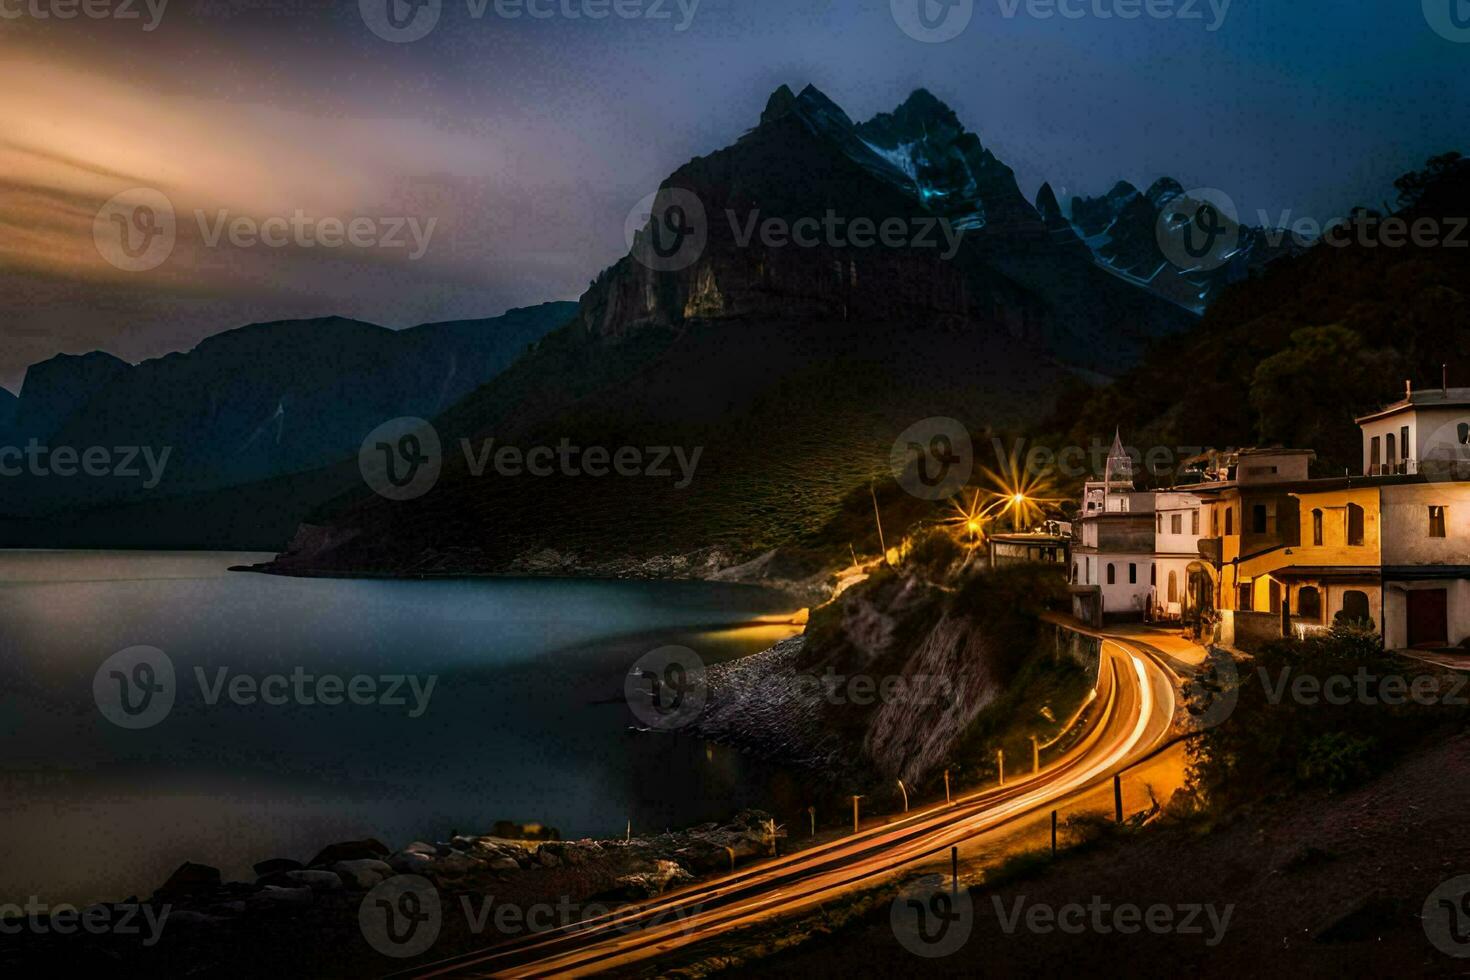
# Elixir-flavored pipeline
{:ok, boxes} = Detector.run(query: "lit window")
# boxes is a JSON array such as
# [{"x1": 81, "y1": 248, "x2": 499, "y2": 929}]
[{"x1": 1430, "y1": 506, "x2": 1447, "y2": 538}]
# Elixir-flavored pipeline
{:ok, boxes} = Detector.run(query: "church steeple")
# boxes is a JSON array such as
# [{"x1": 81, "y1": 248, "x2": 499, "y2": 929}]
[{"x1": 1105, "y1": 428, "x2": 1134, "y2": 489}]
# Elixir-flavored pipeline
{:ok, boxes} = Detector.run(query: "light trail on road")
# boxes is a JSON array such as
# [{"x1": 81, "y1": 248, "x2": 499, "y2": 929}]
[{"x1": 404, "y1": 632, "x2": 1178, "y2": 979}]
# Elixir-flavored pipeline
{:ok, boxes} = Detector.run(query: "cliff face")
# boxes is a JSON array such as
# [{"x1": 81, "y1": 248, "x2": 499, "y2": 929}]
[
  {"x1": 572, "y1": 84, "x2": 1189, "y2": 369},
  {"x1": 694, "y1": 566, "x2": 1078, "y2": 787}
]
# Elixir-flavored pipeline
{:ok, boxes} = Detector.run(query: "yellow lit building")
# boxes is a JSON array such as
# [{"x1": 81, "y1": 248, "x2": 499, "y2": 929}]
[{"x1": 1185, "y1": 385, "x2": 1470, "y2": 650}]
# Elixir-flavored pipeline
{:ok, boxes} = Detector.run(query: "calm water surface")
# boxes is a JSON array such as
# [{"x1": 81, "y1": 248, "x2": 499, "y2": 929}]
[{"x1": 0, "y1": 551, "x2": 806, "y2": 905}]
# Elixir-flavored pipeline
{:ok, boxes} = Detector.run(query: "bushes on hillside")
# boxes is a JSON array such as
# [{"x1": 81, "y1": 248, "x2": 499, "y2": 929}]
[{"x1": 1187, "y1": 626, "x2": 1467, "y2": 809}]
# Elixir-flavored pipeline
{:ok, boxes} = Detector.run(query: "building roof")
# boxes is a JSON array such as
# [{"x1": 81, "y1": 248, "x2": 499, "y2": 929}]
[
  {"x1": 1264, "y1": 565, "x2": 1382, "y2": 581},
  {"x1": 1178, "y1": 473, "x2": 1436, "y2": 495},
  {"x1": 1355, "y1": 386, "x2": 1470, "y2": 424}
]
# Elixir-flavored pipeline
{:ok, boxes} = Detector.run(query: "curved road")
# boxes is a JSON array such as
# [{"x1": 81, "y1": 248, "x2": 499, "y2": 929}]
[{"x1": 406, "y1": 633, "x2": 1178, "y2": 979}]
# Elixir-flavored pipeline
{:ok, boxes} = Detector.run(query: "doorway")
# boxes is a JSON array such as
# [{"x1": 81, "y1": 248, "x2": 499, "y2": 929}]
[{"x1": 1407, "y1": 588, "x2": 1449, "y2": 648}]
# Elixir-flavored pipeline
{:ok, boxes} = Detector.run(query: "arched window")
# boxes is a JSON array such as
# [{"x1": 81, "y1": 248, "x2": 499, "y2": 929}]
[
  {"x1": 1298, "y1": 586, "x2": 1321, "y2": 621},
  {"x1": 1338, "y1": 589, "x2": 1371, "y2": 625},
  {"x1": 1106, "y1": 563, "x2": 1116, "y2": 585},
  {"x1": 1167, "y1": 571, "x2": 1179, "y2": 604},
  {"x1": 1346, "y1": 503, "x2": 1365, "y2": 546},
  {"x1": 1312, "y1": 508, "x2": 1323, "y2": 546}
]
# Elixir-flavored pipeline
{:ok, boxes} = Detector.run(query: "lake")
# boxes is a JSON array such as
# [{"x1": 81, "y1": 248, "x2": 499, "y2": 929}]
[{"x1": 0, "y1": 551, "x2": 806, "y2": 906}]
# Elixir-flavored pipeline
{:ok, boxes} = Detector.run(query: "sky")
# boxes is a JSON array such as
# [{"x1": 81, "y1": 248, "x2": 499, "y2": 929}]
[{"x1": 1, "y1": 0, "x2": 1467, "y2": 393}]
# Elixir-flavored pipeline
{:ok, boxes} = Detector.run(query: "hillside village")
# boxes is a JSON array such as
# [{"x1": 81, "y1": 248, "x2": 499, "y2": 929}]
[{"x1": 1042, "y1": 380, "x2": 1470, "y2": 653}]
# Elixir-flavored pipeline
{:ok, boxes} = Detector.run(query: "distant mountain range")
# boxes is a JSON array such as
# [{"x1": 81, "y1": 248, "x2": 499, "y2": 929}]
[
  {"x1": 1048, "y1": 177, "x2": 1298, "y2": 312},
  {"x1": 0, "y1": 303, "x2": 574, "y2": 519}
]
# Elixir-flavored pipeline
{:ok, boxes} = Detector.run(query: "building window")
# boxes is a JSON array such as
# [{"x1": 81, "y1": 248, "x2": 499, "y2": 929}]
[
  {"x1": 1339, "y1": 589, "x2": 1371, "y2": 626},
  {"x1": 1312, "y1": 508, "x2": 1323, "y2": 546},
  {"x1": 1346, "y1": 503, "x2": 1365, "y2": 546},
  {"x1": 1298, "y1": 586, "x2": 1321, "y2": 621},
  {"x1": 1268, "y1": 580, "x2": 1282, "y2": 615},
  {"x1": 1225, "y1": 507, "x2": 1233, "y2": 535},
  {"x1": 1073, "y1": 562, "x2": 1080, "y2": 582},
  {"x1": 1156, "y1": 513, "x2": 1163, "y2": 534},
  {"x1": 1150, "y1": 564, "x2": 1156, "y2": 586},
  {"x1": 1430, "y1": 506, "x2": 1447, "y2": 538},
  {"x1": 1370, "y1": 436, "x2": 1381, "y2": 474},
  {"x1": 1167, "y1": 571, "x2": 1179, "y2": 604},
  {"x1": 1107, "y1": 563, "x2": 1116, "y2": 585},
  {"x1": 1238, "y1": 581, "x2": 1253, "y2": 611},
  {"x1": 1251, "y1": 504, "x2": 1267, "y2": 534},
  {"x1": 1129, "y1": 563, "x2": 1137, "y2": 584},
  {"x1": 1386, "y1": 433, "x2": 1396, "y2": 472},
  {"x1": 1212, "y1": 507, "x2": 1219, "y2": 537},
  {"x1": 1191, "y1": 510, "x2": 1199, "y2": 535},
  {"x1": 1171, "y1": 514, "x2": 1182, "y2": 534},
  {"x1": 1401, "y1": 425, "x2": 1411, "y2": 463}
]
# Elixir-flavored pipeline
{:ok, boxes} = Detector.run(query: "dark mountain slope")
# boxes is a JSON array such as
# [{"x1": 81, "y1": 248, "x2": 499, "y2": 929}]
[{"x1": 260, "y1": 85, "x2": 1193, "y2": 577}]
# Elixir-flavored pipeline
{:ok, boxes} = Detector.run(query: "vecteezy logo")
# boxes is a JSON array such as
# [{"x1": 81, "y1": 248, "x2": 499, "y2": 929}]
[
  {"x1": 890, "y1": 417, "x2": 973, "y2": 501},
  {"x1": 359, "y1": 417, "x2": 443, "y2": 501},
  {"x1": 625, "y1": 645, "x2": 707, "y2": 731},
  {"x1": 1155, "y1": 188, "x2": 1240, "y2": 273},
  {"x1": 93, "y1": 189, "x2": 176, "y2": 273},
  {"x1": 361, "y1": 875, "x2": 442, "y2": 958},
  {"x1": 1424, "y1": 875, "x2": 1470, "y2": 957},
  {"x1": 1424, "y1": 0, "x2": 1470, "y2": 42},
  {"x1": 625, "y1": 187, "x2": 707, "y2": 273},
  {"x1": 891, "y1": 0, "x2": 972, "y2": 43},
  {"x1": 360, "y1": 0, "x2": 441, "y2": 42},
  {"x1": 93, "y1": 646, "x2": 176, "y2": 730},
  {"x1": 890, "y1": 874, "x2": 973, "y2": 957},
  {"x1": 1419, "y1": 416, "x2": 1470, "y2": 484}
]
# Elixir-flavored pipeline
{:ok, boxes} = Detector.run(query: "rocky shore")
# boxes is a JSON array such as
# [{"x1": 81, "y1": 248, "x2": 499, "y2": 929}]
[
  {"x1": 237, "y1": 534, "x2": 841, "y2": 606},
  {"x1": 0, "y1": 811, "x2": 777, "y2": 977},
  {"x1": 692, "y1": 636, "x2": 849, "y2": 773}
]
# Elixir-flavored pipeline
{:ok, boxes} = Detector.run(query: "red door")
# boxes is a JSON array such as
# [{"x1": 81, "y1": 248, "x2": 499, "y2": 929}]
[{"x1": 1407, "y1": 589, "x2": 1449, "y2": 647}]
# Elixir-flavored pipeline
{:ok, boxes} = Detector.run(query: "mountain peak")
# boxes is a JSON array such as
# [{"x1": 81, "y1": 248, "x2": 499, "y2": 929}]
[
  {"x1": 760, "y1": 84, "x2": 797, "y2": 124},
  {"x1": 1035, "y1": 182, "x2": 1063, "y2": 221}
]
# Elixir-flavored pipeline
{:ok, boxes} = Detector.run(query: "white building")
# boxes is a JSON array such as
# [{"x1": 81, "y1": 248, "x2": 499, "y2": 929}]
[
  {"x1": 1152, "y1": 490, "x2": 1204, "y2": 620},
  {"x1": 1360, "y1": 387, "x2": 1470, "y2": 648},
  {"x1": 1071, "y1": 431, "x2": 1206, "y2": 623},
  {"x1": 1072, "y1": 432, "x2": 1156, "y2": 622},
  {"x1": 1356, "y1": 382, "x2": 1470, "y2": 477}
]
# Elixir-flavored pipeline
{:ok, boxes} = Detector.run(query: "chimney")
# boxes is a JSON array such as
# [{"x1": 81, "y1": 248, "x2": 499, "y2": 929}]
[{"x1": 1405, "y1": 379, "x2": 1412, "y2": 401}]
